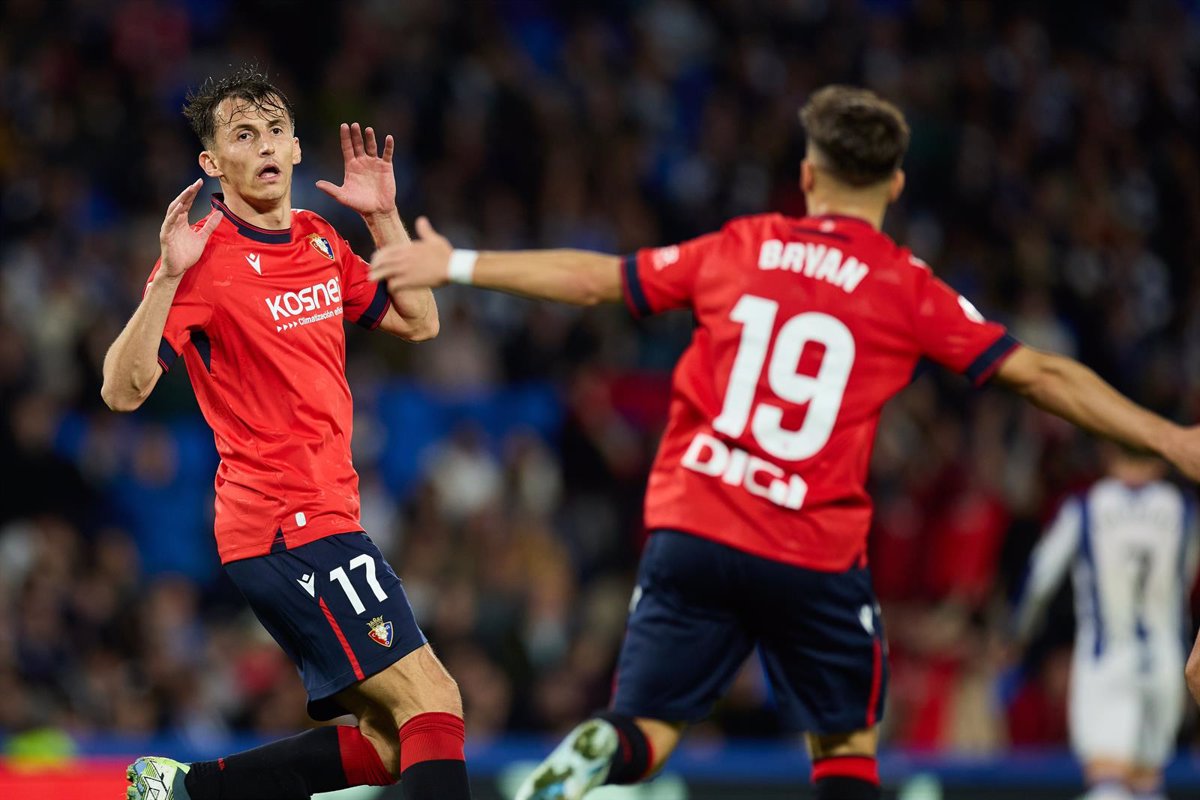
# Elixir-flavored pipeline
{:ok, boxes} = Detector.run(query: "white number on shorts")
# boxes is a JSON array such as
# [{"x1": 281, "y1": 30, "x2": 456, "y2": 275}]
[
  {"x1": 329, "y1": 554, "x2": 389, "y2": 615},
  {"x1": 713, "y1": 295, "x2": 856, "y2": 461}
]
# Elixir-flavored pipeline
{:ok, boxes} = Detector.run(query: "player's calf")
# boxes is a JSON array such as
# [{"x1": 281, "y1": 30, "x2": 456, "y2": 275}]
[
  {"x1": 180, "y1": 725, "x2": 394, "y2": 800},
  {"x1": 344, "y1": 646, "x2": 471, "y2": 800},
  {"x1": 808, "y1": 728, "x2": 880, "y2": 800}
]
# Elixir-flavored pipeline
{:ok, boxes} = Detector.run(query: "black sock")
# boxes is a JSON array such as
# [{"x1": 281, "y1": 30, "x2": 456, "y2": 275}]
[
  {"x1": 596, "y1": 712, "x2": 651, "y2": 785},
  {"x1": 184, "y1": 727, "x2": 348, "y2": 800},
  {"x1": 400, "y1": 759, "x2": 471, "y2": 799},
  {"x1": 815, "y1": 776, "x2": 881, "y2": 800}
]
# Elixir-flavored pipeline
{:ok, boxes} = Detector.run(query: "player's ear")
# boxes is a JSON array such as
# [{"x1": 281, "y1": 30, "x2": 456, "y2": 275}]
[
  {"x1": 888, "y1": 169, "x2": 905, "y2": 203},
  {"x1": 292, "y1": 137, "x2": 302, "y2": 165},
  {"x1": 199, "y1": 150, "x2": 223, "y2": 179},
  {"x1": 800, "y1": 159, "x2": 816, "y2": 194}
]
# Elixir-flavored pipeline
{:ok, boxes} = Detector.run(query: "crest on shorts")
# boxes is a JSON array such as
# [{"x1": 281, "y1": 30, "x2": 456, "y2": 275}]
[
  {"x1": 308, "y1": 233, "x2": 335, "y2": 260},
  {"x1": 367, "y1": 616, "x2": 394, "y2": 648}
]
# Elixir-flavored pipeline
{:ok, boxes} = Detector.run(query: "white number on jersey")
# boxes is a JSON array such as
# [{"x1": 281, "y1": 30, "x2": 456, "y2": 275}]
[{"x1": 713, "y1": 295, "x2": 856, "y2": 461}]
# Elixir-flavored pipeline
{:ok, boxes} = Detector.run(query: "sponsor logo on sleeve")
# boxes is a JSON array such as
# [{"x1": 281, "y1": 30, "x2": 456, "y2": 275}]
[
  {"x1": 651, "y1": 245, "x2": 680, "y2": 270},
  {"x1": 957, "y1": 294, "x2": 986, "y2": 323}
]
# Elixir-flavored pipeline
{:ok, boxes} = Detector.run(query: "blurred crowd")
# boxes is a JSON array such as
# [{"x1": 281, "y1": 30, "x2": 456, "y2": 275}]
[{"x1": 3, "y1": 0, "x2": 1200, "y2": 755}]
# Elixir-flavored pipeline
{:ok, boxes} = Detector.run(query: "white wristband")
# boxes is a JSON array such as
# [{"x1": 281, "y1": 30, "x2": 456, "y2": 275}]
[{"x1": 447, "y1": 249, "x2": 478, "y2": 284}]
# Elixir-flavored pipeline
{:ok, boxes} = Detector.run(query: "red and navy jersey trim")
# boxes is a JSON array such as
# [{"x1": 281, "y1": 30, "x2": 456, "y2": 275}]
[
  {"x1": 622, "y1": 254, "x2": 652, "y2": 319},
  {"x1": 211, "y1": 194, "x2": 291, "y2": 244},
  {"x1": 966, "y1": 332, "x2": 1020, "y2": 386},
  {"x1": 355, "y1": 282, "x2": 390, "y2": 330},
  {"x1": 157, "y1": 338, "x2": 178, "y2": 372}
]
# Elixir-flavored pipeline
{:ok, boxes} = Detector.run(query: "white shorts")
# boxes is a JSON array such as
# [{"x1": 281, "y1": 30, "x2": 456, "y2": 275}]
[{"x1": 1069, "y1": 644, "x2": 1184, "y2": 767}]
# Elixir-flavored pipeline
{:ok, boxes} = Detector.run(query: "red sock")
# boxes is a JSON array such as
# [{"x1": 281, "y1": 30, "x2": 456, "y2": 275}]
[
  {"x1": 398, "y1": 713, "x2": 470, "y2": 800},
  {"x1": 398, "y1": 712, "x2": 466, "y2": 771},
  {"x1": 337, "y1": 726, "x2": 394, "y2": 786},
  {"x1": 811, "y1": 755, "x2": 880, "y2": 786}
]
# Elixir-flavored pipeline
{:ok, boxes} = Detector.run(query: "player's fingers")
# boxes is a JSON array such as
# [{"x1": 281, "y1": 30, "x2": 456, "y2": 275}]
[
  {"x1": 364, "y1": 126, "x2": 378, "y2": 158},
  {"x1": 350, "y1": 122, "x2": 365, "y2": 158},
  {"x1": 368, "y1": 248, "x2": 401, "y2": 281},
  {"x1": 338, "y1": 123, "x2": 354, "y2": 163},
  {"x1": 382, "y1": 134, "x2": 394, "y2": 163},
  {"x1": 314, "y1": 179, "x2": 342, "y2": 199},
  {"x1": 415, "y1": 216, "x2": 440, "y2": 242},
  {"x1": 198, "y1": 210, "x2": 223, "y2": 242},
  {"x1": 177, "y1": 178, "x2": 203, "y2": 213}
]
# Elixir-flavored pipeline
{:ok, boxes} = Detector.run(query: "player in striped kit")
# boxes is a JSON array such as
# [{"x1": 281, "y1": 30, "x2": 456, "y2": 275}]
[{"x1": 1014, "y1": 446, "x2": 1198, "y2": 800}]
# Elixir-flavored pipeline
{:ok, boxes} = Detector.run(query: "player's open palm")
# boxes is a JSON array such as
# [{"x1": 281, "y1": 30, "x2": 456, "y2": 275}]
[
  {"x1": 316, "y1": 122, "x2": 396, "y2": 216},
  {"x1": 369, "y1": 216, "x2": 454, "y2": 291},
  {"x1": 159, "y1": 179, "x2": 222, "y2": 279}
]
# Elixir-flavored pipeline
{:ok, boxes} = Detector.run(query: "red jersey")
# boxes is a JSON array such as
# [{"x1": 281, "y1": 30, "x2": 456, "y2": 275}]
[
  {"x1": 148, "y1": 194, "x2": 391, "y2": 563},
  {"x1": 621, "y1": 213, "x2": 1018, "y2": 571}
]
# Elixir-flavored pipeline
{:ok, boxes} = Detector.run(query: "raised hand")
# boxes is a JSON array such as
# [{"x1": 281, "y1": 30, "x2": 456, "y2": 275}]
[
  {"x1": 369, "y1": 217, "x2": 454, "y2": 293},
  {"x1": 160, "y1": 179, "x2": 222, "y2": 279},
  {"x1": 316, "y1": 122, "x2": 397, "y2": 217}
]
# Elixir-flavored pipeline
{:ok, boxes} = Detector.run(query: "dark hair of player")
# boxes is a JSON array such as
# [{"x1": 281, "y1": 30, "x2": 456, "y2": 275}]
[
  {"x1": 183, "y1": 64, "x2": 295, "y2": 149},
  {"x1": 799, "y1": 85, "x2": 910, "y2": 187}
]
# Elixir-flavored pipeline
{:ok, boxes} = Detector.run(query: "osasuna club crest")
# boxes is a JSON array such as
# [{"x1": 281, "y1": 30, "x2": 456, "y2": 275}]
[
  {"x1": 367, "y1": 616, "x2": 393, "y2": 648},
  {"x1": 308, "y1": 233, "x2": 335, "y2": 260}
]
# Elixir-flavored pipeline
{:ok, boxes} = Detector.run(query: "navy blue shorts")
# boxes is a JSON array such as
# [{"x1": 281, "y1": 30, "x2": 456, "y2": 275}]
[
  {"x1": 224, "y1": 532, "x2": 426, "y2": 720},
  {"x1": 611, "y1": 530, "x2": 887, "y2": 734}
]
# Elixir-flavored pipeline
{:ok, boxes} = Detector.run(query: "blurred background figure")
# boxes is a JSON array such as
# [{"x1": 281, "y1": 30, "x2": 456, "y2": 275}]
[{"x1": 1013, "y1": 445, "x2": 1198, "y2": 800}]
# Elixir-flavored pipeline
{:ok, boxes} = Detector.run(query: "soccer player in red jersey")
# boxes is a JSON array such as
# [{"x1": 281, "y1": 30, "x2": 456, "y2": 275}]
[
  {"x1": 369, "y1": 85, "x2": 1200, "y2": 800},
  {"x1": 102, "y1": 66, "x2": 471, "y2": 800}
]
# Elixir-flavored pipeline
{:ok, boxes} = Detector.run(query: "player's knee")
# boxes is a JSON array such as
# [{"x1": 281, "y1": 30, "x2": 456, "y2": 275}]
[{"x1": 358, "y1": 717, "x2": 401, "y2": 780}]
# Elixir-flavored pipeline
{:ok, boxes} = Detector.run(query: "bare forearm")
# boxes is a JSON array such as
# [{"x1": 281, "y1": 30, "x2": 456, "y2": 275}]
[
  {"x1": 473, "y1": 250, "x2": 623, "y2": 306},
  {"x1": 364, "y1": 210, "x2": 438, "y2": 339},
  {"x1": 101, "y1": 275, "x2": 179, "y2": 411},
  {"x1": 1015, "y1": 352, "x2": 1178, "y2": 455}
]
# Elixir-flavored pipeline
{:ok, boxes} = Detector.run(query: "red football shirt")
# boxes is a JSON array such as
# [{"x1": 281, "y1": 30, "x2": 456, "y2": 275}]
[
  {"x1": 147, "y1": 194, "x2": 391, "y2": 563},
  {"x1": 622, "y1": 213, "x2": 1019, "y2": 571}
]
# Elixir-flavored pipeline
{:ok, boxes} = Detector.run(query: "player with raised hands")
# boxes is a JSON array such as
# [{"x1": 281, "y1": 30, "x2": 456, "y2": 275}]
[
  {"x1": 370, "y1": 85, "x2": 1200, "y2": 800},
  {"x1": 105, "y1": 65, "x2": 471, "y2": 800}
]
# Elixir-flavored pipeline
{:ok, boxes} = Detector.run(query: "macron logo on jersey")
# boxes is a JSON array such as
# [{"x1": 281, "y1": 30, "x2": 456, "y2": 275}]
[
  {"x1": 758, "y1": 240, "x2": 870, "y2": 293},
  {"x1": 265, "y1": 278, "x2": 343, "y2": 321},
  {"x1": 246, "y1": 253, "x2": 262, "y2": 275}
]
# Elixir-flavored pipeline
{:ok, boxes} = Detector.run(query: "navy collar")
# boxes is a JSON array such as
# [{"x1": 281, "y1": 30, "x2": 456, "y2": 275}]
[{"x1": 211, "y1": 194, "x2": 292, "y2": 244}]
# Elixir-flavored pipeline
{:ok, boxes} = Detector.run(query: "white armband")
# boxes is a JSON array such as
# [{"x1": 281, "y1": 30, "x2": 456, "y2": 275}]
[{"x1": 447, "y1": 249, "x2": 478, "y2": 284}]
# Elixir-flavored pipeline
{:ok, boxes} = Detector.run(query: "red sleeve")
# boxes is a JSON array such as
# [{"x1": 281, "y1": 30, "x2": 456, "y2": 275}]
[
  {"x1": 338, "y1": 237, "x2": 390, "y2": 330},
  {"x1": 620, "y1": 231, "x2": 723, "y2": 318},
  {"x1": 911, "y1": 263, "x2": 1019, "y2": 385},
  {"x1": 145, "y1": 259, "x2": 213, "y2": 373}
]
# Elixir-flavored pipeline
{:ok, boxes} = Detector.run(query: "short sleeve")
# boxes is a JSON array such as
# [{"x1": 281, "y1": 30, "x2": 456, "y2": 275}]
[
  {"x1": 911, "y1": 265, "x2": 1019, "y2": 385},
  {"x1": 621, "y1": 231, "x2": 722, "y2": 318},
  {"x1": 146, "y1": 259, "x2": 212, "y2": 373},
  {"x1": 338, "y1": 237, "x2": 390, "y2": 330}
]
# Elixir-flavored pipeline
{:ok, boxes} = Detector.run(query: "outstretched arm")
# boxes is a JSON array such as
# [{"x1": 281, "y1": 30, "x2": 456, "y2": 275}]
[
  {"x1": 369, "y1": 217, "x2": 623, "y2": 306},
  {"x1": 994, "y1": 345, "x2": 1200, "y2": 480},
  {"x1": 317, "y1": 122, "x2": 438, "y2": 341},
  {"x1": 101, "y1": 180, "x2": 221, "y2": 412}
]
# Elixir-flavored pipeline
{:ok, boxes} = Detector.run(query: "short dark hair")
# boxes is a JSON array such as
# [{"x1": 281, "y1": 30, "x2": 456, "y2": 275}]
[
  {"x1": 799, "y1": 86, "x2": 910, "y2": 187},
  {"x1": 183, "y1": 64, "x2": 295, "y2": 149}
]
